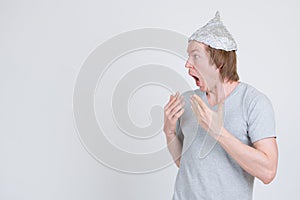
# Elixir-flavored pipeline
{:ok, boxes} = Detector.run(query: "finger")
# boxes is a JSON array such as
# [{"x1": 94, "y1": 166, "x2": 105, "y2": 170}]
[
  {"x1": 167, "y1": 94, "x2": 184, "y2": 114},
  {"x1": 191, "y1": 94, "x2": 206, "y2": 110},
  {"x1": 190, "y1": 98, "x2": 200, "y2": 116},
  {"x1": 180, "y1": 94, "x2": 184, "y2": 101},
  {"x1": 168, "y1": 91, "x2": 179, "y2": 102},
  {"x1": 217, "y1": 100, "x2": 225, "y2": 119},
  {"x1": 190, "y1": 96, "x2": 203, "y2": 114},
  {"x1": 173, "y1": 108, "x2": 185, "y2": 119},
  {"x1": 165, "y1": 94, "x2": 177, "y2": 110},
  {"x1": 190, "y1": 101, "x2": 198, "y2": 119},
  {"x1": 217, "y1": 100, "x2": 224, "y2": 113},
  {"x1": 179, "y1": 94, "x2": 185, "y2": 104},
  {"x1": 170, "y1": 101, "x2": 185, "y2": 117},
  {"x1": 190, "y1": 99, "x2": 204, "y2": 126}
]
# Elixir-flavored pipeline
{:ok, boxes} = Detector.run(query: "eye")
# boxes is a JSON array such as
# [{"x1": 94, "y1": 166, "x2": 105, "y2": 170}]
[{"x1": 193, "y1": 54, "x2": 200, "y2": 59}]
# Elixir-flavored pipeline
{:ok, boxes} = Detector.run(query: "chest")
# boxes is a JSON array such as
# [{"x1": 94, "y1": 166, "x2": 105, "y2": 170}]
[{"x1": 180, "y1": 100, "x2": 250, "y2": 150}]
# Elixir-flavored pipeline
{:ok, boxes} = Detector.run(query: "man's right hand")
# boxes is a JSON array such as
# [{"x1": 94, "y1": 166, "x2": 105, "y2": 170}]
[{"x1": 163, "y1": 92, "x2": 185, "y2": 136}]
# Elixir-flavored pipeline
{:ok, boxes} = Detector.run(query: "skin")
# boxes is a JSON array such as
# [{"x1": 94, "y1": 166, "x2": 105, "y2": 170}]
[
  {"x1": 163, "y1": 92, "x2": 185, "y2": 167},
  {"x1": 163, "y1": 40, "x2": 278, "y2": 184}
]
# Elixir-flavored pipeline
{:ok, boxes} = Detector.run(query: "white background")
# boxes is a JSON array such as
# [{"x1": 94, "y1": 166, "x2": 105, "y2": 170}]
[{"x1": 1, "y1": 0, "x2": 299, "y2": 199}]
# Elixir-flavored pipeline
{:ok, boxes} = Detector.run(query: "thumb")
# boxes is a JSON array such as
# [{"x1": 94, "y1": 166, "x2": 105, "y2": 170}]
[{"x1": 217, "y1": 100, "x2": 224, "y2": 114}]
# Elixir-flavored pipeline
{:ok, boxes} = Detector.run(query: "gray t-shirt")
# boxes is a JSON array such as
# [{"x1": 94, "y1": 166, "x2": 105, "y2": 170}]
[{"x1": 172, "y1": 82, "x2": 276, "y2": 200}]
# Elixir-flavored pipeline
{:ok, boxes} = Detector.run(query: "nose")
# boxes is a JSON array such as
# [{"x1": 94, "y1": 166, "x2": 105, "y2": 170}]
[{"x1": 185, "y1": 59, "x2": 193, "y2": 69}]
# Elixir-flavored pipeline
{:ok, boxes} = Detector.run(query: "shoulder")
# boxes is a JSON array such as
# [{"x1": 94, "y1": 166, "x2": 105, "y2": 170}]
[
  {"x1": 241, "y1": 82, "x2": 272, "y2": 103},
  {"x1": 240, "y1": 82, "x2": 274, "y2": 116}
]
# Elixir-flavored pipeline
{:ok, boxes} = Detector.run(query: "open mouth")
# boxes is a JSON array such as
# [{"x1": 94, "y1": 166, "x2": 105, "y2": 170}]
[{"x1": 191, "y1": 75, "x2": 201, "y2": 86}]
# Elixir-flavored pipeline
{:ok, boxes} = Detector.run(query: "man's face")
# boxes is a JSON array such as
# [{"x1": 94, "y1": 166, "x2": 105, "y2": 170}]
[{"x1": 186, "y1": 41, "x2": 220, "y2": 92}]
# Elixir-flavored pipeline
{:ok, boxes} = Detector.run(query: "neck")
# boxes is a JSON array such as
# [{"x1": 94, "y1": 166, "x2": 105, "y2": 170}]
[{"x1": 206, "y1": 80, "x2": 239, "y2": 106}]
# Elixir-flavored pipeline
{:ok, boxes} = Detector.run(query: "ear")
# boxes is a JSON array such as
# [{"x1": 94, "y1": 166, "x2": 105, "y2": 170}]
[
  {"x1": 216, "y1": 66, "x2": 224, "y2": 82},
  {"x1": 216, "y1": 65, "x2": 223, "y2": 72}
]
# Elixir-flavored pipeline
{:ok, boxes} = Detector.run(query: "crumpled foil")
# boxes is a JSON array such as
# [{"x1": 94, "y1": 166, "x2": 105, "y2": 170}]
[{"x1": 188, "y1": 11, "x2": 237, "y2": 51}]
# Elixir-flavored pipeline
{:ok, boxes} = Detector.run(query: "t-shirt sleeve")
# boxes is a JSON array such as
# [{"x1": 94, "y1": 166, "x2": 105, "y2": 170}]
[
  {"x1": 176, "y1": 118, "x2": 184, "y2": 145},
  {"x1": 247, "y1": 93, "x2": 276, "y2": 143}
]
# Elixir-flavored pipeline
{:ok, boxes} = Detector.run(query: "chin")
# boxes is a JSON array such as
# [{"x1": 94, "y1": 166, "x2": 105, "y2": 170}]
[{"x1": 198, "y1": 85, "x2": 207, "y2": 92}]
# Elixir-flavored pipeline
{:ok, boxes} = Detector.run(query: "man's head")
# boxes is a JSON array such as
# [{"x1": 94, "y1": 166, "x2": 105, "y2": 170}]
[
  {"x1": 186, "y1": 11, "x2": 239, "y2": 92},
  {"x1": 186, "y1": 41, "x2": 239, "y2": 92}
]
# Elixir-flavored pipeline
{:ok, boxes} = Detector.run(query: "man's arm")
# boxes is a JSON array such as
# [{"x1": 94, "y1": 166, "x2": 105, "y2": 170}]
[
  {"x1": 190, "y1": 94, "x2": 278, "y2": 184},
  {"x1": 163, "y1": 92, "x2": 185, "y2": 168},
  {"x1": 218, "y1": 128, "x2": 278, "y2": 184},
  {"x1": 165, "y1": 133, "x2": 183, "y2": 168}
]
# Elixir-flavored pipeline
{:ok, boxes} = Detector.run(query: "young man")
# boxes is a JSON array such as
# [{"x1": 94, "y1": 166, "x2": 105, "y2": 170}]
[{"x1": 163, "y1": 12, "x2": 278, "y2": 199}]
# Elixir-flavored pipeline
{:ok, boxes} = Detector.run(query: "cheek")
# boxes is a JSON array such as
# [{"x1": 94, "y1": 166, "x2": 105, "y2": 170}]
[
  {"x1": 194, "y1": 56, "x2": 210, "y2": 68},
  {"x1": 195, "y1": 65, "x2": 217, "y2": 83},
  {"x1": 194, "y1": 60, "x2": 208, "y2": 75}
]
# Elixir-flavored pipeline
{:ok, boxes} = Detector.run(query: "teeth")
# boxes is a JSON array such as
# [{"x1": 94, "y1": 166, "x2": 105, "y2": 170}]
[{"x1": 192, "y1": 75, "x2": 199, "y2": 81}]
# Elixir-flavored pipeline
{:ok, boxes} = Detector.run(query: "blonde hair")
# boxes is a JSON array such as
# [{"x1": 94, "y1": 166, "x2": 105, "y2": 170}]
[{"x1": 206, "y1": 46, "x2": 239, "y2": 82}]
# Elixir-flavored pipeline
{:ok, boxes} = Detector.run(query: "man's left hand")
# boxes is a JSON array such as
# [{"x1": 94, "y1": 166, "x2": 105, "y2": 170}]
[{"x1": 190, "y1": 94, "x2": 224, "y2": 139}]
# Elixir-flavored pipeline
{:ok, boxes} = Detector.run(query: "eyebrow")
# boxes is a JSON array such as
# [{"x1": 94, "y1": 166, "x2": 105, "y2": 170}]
[{"x1": 187, "y1": 49, "x2": 201, "y2": 54}]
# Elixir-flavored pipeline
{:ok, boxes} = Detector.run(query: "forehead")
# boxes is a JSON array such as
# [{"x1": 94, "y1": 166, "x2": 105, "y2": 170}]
[{"x1": 187, "y1": 40, "x2": 207, "y2": 53}]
